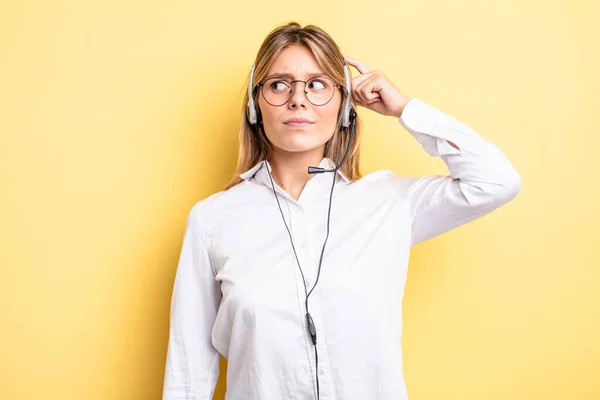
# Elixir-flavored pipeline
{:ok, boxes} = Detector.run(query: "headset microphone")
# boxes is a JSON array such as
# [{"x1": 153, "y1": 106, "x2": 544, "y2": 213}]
[{"x1": 308, "y1": 107, "x2": 356, "y2": 175}]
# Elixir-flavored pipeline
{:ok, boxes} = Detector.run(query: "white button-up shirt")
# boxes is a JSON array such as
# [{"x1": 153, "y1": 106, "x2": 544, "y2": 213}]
[{"x1": 162, "y1": 98, "x2": 522, "y2": 400}]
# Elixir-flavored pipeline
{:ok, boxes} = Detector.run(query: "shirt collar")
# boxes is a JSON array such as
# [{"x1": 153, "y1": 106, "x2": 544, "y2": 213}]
[{"x1": 239, "y1": 157, "x2": 350, "y2": 183}]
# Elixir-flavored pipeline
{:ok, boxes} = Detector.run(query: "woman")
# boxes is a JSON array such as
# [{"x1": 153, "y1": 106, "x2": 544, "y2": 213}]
[{"x1": 162, "y1": 22, "x2": 521, "y2": 400}]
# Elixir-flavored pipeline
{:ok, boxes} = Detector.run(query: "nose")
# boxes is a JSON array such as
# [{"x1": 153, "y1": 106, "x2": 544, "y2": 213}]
[{"x1": 288, "y1": 81, "x2": 307, "y2": 109}]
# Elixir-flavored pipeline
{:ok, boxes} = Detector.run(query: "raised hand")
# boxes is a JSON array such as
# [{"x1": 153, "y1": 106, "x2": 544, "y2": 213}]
[{"x1": 344, "y1": 56, "x2": 412, "y2": 118}]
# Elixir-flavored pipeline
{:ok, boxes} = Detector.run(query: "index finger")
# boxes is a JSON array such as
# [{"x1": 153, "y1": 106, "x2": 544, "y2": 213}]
[{"x1": 344, "y1": 56, "x2": 371, "y2": 74}]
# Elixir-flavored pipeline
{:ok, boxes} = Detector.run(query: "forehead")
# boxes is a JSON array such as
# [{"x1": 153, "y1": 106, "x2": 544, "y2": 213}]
[{"x1": 267, "y1": 45, "x2": 323, "y2": 78}]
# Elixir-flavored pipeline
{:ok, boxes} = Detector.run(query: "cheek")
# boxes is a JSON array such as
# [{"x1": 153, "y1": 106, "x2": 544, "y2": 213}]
[
  {"x1": 323, "y1": 93, "x2": 343, "y2": 121},
  {"x1": 320, "y1": 103, "x2": 341, "y2": 127},
  {"x1": 257, "y1": 98, "x2": 273, "y2": 123}
]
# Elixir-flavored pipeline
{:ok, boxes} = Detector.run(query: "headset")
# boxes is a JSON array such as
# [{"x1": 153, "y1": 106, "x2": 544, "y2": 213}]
[{"x1": 245, "y1": 60, "x2": 357, "y2": 400}]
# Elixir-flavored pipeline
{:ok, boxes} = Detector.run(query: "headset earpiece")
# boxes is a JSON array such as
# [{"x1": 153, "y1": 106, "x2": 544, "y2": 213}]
[
  {"x1": 247, "y1": 63, "x2": 258, "y2": 125},
  {"x1": 342, "y1": 64, "x2": 355, "y2": 129}
]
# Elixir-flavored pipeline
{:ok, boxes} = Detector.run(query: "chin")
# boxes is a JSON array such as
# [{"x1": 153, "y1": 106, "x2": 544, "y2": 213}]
[
  {"x1": 278, "y1": 145, "x2": 318, "y2": 153},
  {"x1": 273, "y1": 140, "x2": 324, "y2": 154}
]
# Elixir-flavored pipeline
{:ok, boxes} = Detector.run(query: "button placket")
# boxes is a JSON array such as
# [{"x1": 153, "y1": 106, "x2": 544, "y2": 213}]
[
  {"x1": 289, "y1": 205, "x2": 332, "y2": 399},
  {"x1": 289, "y1": 206, "x2": 311, "y2": 281}
]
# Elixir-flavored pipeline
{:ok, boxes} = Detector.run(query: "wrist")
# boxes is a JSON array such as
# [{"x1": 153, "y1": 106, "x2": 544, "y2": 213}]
[{"x1": 393, "y1": 96, "x2": 412, "y2": 118}]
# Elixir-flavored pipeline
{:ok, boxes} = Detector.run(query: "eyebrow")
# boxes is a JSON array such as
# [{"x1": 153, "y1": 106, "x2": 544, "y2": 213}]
[{"x1": 265, "y1": 72, "x2": 325, "y2": 80}]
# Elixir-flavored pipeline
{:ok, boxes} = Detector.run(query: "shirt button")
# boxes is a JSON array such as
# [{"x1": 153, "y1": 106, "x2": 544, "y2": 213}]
[
  {"x1": 318, "y1": 369, "x2": 324, "y2": 375},
  {"x1": 304, "y1": 279, "x2": 310, "y2": 288}
]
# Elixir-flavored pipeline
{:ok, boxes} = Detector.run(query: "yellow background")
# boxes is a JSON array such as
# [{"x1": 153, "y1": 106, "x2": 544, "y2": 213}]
[{"x1": 1, "y1": 0, "x2": 598, "y2": 399}]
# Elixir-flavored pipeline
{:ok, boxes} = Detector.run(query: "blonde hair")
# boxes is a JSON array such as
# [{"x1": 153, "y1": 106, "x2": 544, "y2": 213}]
[{"x1": 222, "y1": 21, "x2": 363, "y2": 191}]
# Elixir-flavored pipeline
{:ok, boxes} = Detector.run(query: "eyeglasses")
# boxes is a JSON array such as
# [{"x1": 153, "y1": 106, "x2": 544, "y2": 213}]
[{"x1": 257, "y1": 76, "x2": 344, "y2": 107}]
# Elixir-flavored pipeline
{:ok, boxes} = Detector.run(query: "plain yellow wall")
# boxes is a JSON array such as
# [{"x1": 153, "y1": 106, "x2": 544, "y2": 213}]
[{"x1": 1, "y1": 0, "x2": 598, "y2": 399}]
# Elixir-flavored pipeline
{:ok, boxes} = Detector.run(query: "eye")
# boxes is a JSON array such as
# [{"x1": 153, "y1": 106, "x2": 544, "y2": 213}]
[
  {"x1": 308, "y1": 79, "x2": 328, "y2": 90},
  {"x1": 269, "y1": 80, "x2": 290, "y2": 92}
]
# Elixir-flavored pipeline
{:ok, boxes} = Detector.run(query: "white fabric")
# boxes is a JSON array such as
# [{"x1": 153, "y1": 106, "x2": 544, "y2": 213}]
[{"x1": 162, "y1": 98, "x2": 522, "y2": 400}]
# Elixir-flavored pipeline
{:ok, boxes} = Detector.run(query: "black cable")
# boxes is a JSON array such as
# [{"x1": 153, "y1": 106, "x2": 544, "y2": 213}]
[{"x1": 263, "y1": 112, "x2": 355, "y2": 400}]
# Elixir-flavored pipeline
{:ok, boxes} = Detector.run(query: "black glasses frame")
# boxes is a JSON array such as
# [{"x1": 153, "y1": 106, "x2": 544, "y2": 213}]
[{"x1": 256, "y1": 76, "x2": 346, "y2": 107}]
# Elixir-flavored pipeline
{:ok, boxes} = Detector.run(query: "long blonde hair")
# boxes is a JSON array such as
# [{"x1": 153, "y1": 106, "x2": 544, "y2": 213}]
[{"x1": 223, "y1": 22, "x2": 363, "y2": 191}]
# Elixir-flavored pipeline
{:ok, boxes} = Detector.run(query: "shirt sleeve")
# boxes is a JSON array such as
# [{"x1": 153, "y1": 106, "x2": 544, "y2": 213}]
[
  {"x1": 162, "y1": 204, "x2": 221, "y2": 400},
  {"x1": 391, "y1": 98, "x2": 522, "y2": 248}
]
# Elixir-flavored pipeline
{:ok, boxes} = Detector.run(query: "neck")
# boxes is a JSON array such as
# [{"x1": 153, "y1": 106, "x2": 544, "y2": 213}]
[{"x1": 268, "y1": 147, "x2": 325, "y2": 201}]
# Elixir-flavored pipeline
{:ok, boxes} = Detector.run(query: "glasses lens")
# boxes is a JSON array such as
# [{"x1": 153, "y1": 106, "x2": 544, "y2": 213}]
[
  {"x1": 261, "y1": 77, "x2": 336, "y2": 106},
  {"x1": 262, "y1": 78, "x2": 291, "y2": 106},
  {"x1": 305, "y1": 77, "x2": 335, "y2": 106}
]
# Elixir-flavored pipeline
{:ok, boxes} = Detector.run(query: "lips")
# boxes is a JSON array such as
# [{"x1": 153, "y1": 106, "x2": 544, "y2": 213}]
[{"x1": 284, "y1": 118, "x2": 314, "y2": 128}]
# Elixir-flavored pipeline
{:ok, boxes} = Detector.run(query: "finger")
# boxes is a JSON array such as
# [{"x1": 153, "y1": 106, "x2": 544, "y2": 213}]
[
  {"x1": 351, "y1": 77, "x2": 368, "y2": 105},
  {"x1": 344, "y1": 56, "x2": 371, "y2": 74},
  {"x1": 353, "y1": 96, "x2": 370, "y2": 109},
  {"x1": 355, "y1": 95, "x2": 380, "y2": 111},
  {"x1": 356, "y1": 74, "x2": 381, "y2": 104},
  {"x1": 350, "y1": 73, "x2": 372, "y2": 104},
  {"x1": 353, "y1": 96, "x2": 365, "y2": 107},
  {"x1": 350, "y1": 72, "x2": 377, "y2": 104},
  {"x1": 350, "y1": 70, "x2": 373, "y2": 87}
]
